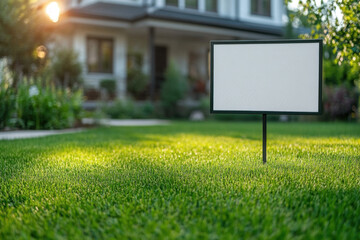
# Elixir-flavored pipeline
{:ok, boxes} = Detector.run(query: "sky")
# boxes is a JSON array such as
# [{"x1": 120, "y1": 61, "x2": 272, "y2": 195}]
[
  {"x1": 287, "y1": 0, "x2": 343, "y2": 20},
  {"x1": 288, "y1": 0, "x2": 321, "y2": 10},
  {"x1": 287, "y1": 0, "x2": 300, "y2": 10}
]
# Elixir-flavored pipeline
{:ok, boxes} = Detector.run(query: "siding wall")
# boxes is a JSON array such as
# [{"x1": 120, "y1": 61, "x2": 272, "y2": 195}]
[{"x1": 59, "y1": 26, "x2": 128, "y2": 98}]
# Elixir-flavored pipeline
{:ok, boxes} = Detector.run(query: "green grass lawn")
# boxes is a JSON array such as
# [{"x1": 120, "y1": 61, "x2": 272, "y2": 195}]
[{"x1": 0, "y1": 122, "x2": 359, "y2": 239}]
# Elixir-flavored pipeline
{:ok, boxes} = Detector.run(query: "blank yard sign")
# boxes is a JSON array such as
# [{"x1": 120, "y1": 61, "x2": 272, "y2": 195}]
[{"x1": 210, "y1": 40, "x2": 322, "y2": 114}]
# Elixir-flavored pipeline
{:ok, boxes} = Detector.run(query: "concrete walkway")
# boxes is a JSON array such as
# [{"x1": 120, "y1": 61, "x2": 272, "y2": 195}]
[
  {"x1": 0, "y1": 119, "x2": 170, "y2": 140},
  {"x1": 82, "y1": 118, "x2": 170, "y2": 126},
  {"x1": 0, "y1": 129, "x2": 85, "y2": 140}
]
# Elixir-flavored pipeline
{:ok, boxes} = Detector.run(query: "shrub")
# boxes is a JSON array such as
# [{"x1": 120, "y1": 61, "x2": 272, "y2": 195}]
[
  {"x1": 103, "y1": 99, "x2": 136, "y2": 119},
  {"x1": 138, "y1": 101, "x2": 156, "y2": 119},
  {"x1": 15, "y1": 79, "x2": 82, "y2": 129},
  {"x1": 100, "y1": 79, "x2": 116, "y2": 100},
  {"x1": 102, "y1": 99, "x2": 156, "y2": 119},
  {"x1": 323, "y1": 85, "x2": 358, "y2": 121},
  {"x1": 50, "y1": 49, "x2": 82, "y2": 90},
  {"x1": 199, "y1": 96, "x2": 210, "y2": 118},
  {"x1": 160, "y1": 62, "x2": 188, "y2": 118},
  {"x1": 127, "y1": 68, "x2": 148, "y2": 99},
  {"x1": 84, "y1": 88, "x2": 101, "y2": 101},
  {"x1": 126, "y1": 51, "x2": 148, "y2": 99},
  {"x1": 0, "y1": 76, "x2": 15, "y2": 129},
  {"x1": 324, "y1": 59, "x2": 360, "y2": 87}
]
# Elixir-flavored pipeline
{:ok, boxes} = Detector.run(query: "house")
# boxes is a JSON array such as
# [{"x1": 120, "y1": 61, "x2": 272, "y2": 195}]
[{"x1": 52, "y1": 0, "x2": 284, "y2": 100}]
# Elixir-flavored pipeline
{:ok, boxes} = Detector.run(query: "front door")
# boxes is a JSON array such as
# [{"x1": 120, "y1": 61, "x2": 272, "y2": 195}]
[{"x1": 155, "y1": 45, "x2": 168, "y2": 94}]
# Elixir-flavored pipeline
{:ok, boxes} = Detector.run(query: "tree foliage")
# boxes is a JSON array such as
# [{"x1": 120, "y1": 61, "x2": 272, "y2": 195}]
[
  {"x1": 0, "y1": 0, "x2": 50, "y2": 83},
  {"x1": 286, "y1": 0, "x2": 360, "y2": 66}
]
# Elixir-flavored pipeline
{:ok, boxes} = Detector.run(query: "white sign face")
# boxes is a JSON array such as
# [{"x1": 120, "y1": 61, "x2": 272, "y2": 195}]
[{"x1": 211, "y1": 40, "x2": 322, "y2": 114}]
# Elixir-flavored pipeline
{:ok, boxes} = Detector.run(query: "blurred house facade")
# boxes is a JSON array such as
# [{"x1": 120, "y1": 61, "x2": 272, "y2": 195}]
[{"x1": 54, "y1": 0, "x2": 285, "y2": 99}]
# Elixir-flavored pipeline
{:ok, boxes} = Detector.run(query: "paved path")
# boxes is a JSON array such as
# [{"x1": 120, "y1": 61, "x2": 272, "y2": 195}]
[
  {"x1": 0, "y1": 129, "x2": 85, "y2": 140},
  {"x1": 0, "y1": 119, "x2": 170, "y2": 140},
  {"x1": 82, "y1": 118, "x2": 170, "y2": 126}
]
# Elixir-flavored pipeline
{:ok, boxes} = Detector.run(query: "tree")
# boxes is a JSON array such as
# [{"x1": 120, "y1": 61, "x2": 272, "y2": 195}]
[
  {"x1": 286, "y1": 0, "x2": 360, "y2": 66},
  {"x1": 285, "y1": 1, "x2": 360, "y2": 120},
  {"x1": 0, "y1": 0, "x2": 50, "y2": 86}
]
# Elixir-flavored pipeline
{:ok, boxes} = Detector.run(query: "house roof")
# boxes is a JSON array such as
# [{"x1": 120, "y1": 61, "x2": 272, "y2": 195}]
[
  {"x1": 66, "y1": 3, "x2": 148, "y2": 21},
  {"x1": 66, "y1": 3, "x2": 284, "y2": 36}
]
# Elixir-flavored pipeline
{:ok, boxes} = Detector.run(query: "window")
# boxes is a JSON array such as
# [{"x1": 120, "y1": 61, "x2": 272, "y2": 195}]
[
  {"x1": 205, "y1": 0, "x2": 217, "y2": 13},
  {"x1": 166, "y1": 0, "x2": 178, "y2": 7},
  {"x1": 185, "y1": 0, "x2": 198, "y2": 9},
  {"x1": 251, "y1": 0, "x2": 271, "y2": 17},
  {"x1": 87, "y1": 37, "x2": 113, "y2": 73}
]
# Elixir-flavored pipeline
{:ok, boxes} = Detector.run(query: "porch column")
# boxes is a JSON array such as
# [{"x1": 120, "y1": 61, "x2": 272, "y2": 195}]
[
  {"x1": 235, "y1": 0, "x2": 240, "y2": 20},
  {"x1": 149, "y1": 27, "x2": 156, "y2": 101}
]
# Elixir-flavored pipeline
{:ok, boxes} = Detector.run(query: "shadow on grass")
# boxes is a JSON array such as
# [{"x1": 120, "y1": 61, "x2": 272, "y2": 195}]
[
  {"x1": 1, "y1": 121, "x2": 358, "y2": 182},
  {"x1": 3, "y1": 148, "x2": 357, "y2": 239}
]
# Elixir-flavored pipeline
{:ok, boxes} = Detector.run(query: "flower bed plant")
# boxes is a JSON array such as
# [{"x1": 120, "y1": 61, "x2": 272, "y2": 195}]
[{"x1": 0, "y1": 77, "x2": 82, "y2": 130}]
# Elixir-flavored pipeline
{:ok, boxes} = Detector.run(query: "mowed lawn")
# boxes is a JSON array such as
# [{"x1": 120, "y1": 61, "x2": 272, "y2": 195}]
[{"x1": 0, "y1": 122, "x2": 359, "y2": 239}]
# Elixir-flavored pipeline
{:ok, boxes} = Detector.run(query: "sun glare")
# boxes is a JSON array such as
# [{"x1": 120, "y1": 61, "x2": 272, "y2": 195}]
[
  {"x1": 36, "y1": 45, "x2": 47, "y2": 59},
  {"x1": 45, "y1": 1, "x2": 60, "y2": 23}
]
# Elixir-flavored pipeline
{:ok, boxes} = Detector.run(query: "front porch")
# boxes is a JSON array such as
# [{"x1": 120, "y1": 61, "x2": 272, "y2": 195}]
[{"x1": 58, "y1": 2, "x2": 283, "y2": 102}]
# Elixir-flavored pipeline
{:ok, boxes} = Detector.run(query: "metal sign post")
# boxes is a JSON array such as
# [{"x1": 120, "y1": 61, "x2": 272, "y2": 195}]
[{"x1": 263, "y1": 114, "x2": 267, "y2": 164}]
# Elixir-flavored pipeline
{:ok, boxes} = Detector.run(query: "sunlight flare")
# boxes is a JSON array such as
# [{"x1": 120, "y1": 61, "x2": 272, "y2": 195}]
[{"x1": 45, "y1": 1, "x2": 60, "y2": 23}]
